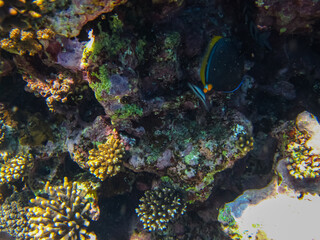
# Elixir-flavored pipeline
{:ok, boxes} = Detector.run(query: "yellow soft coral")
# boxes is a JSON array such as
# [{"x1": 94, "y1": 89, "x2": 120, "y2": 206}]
[{"x1": 87, "y1": 134, "x2": 125, "y2": 180}]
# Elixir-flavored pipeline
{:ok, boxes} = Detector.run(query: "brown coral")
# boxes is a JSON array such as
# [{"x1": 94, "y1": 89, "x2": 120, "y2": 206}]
[
  {"x1": 87, "y1": 134, "x2": 125, "y2": 180},
  {"x1": 25, "y1": 177, "x2": 98, "y2": 240},
  {"x1": 23, "y1": 73, "x2": 75, "y2": 111}
]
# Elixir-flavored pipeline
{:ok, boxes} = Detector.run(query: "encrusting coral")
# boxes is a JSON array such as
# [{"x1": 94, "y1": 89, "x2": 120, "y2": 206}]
[
  {"x1": 135, "y1": 186, "x2": 186, "y2": 231},
  {"x1": 286, "y1": 127, "x2": 320, "y2": 179},
  {"x1": 23, "y1": 73, "x2": 75, "y2": 111},
  {"x1": 25, "y1": 177, "x2": 97, "y2": 240},
  {"x1": 0, "y1": 194, "x2": 29, "y2": 240},
  {"x1": 0, "y1": 152, "x2": 33, "y2": 184},
  {"x1": 87, "y1": 133, "x2": 125, "y2": 180}
]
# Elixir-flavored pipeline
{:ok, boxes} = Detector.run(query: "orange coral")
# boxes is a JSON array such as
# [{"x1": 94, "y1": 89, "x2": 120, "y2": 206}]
[
  {"x1": 0, "y1": 28, "x2": 54, "y2": 56},
  {"x1": 23, "y1": 73, "x2": 74, "y2": 111}
]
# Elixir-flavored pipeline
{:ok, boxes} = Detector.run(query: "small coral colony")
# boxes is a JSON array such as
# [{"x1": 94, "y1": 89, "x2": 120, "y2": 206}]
[{"x1": 1, "y1": 0, "x2": 320, "y2": 239}]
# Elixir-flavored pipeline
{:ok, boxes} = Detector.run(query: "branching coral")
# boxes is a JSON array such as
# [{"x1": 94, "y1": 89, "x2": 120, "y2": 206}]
[
  {"x1": 136, "y1": 187, "x2": 187, "y2": 231},
  {"x1": 0, "y1": 152, "x2": 33, "y2": 184},
  {"x1": 87, "y1": 134, "x2": 125, "y2": 180},
  {"x1": 25, "y1": 177, "x2": 97, "y2": 240},
  {"x1": 0, "y1": 28, "x2": 54, "y2": 56},
  {"x1": 286, "y1": 128, "x2": 320, "y2": 179},
  {"x1": 23, "y1": 73, "x2": 75, "y2": 111}
]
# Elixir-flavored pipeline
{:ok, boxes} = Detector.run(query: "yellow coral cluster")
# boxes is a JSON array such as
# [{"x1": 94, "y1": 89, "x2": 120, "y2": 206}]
[
  {"x1": 0, "y1": 197, "x2": 29, "y2": 240},
  {"x1": 26, "y1": 177, "x2": 97, "y2": 240},
  {"x1": 286, "y1": 128, "x2": 320, "y2": 179},
  {"x1": 0, "y1": 153, "x2": 33, "y2": 184},
  {"x1": 237, "y1": 133, "x2": 254, "y2": 153},
  {"x1": 87, "y1": 134, "x2": 125, "y2": 180},
  {"x1": 24, "y1": 73, "x2": 74, "y2": 111},
  {"x1": 0, "y1": 28, "x2": 54, "y2": 55},
  {"x1": 136, "y1": 187, "x2": 187, "y2": 231}
]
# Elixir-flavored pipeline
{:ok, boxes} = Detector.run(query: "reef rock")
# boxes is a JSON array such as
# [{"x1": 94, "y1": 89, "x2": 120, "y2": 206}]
[
  {"x1": 296, "y1": 111, "x2": 320, "y2": 155},
  {"x1": 218, "y1": 111, "x2": 320, "y2": 240},
  {"x1": 255, "y1": 0, "x2": 320, "y2": 36}
]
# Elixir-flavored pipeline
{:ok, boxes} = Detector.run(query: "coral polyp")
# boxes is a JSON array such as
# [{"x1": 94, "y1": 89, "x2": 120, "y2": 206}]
[
  {"x1": 25, "y1": 177, "x2": 97, "y2": 240},
  {"x1": 136, "y1": 187, "x2": 186, "y2": 232}
]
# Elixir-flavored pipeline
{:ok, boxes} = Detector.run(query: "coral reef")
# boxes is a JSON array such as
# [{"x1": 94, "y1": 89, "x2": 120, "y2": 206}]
[
  {"x1": 282, "y1": 111, "x2": 320, "y2": 179},
  {"x1": 219, "y1": 111, "x2": 320, "y2": 240},
  {"x1": 26, "y1": 177, "x2": 98, "y2": 239},
  {"x1": 286, "y1": 129, "x2": 320, "y2": 179},
  {"x1": 1, "y1": 0, "x2": 320, "y2": 239},
  {"x1": 127, "y1": 110, "x2": 254, "y2": 203},
  {"x1": 136, "y1": 186, "x2": 186, "y2": 232},
  {"x1": 87, "y1": 133, "x2": 125, "y2": 180},
  {"x1": 0, "y1": 152, "x2": 33, "y2": 184}
]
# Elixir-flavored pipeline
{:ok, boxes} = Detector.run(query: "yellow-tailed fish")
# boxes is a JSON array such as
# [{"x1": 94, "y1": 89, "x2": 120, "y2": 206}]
[{"x1": 189, "y1": 36, "x2": 245, "y2": 109}]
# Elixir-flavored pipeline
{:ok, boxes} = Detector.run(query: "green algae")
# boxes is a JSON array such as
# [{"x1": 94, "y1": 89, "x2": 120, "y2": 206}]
[
  {"x1": 89, "y1": 65, "x2": 111, "y2": 101},
  {"x1": 111, "y1": 104, "x2": 143, "y2": 122},
  {"x1": 184, "y1": 147, "x2": 200, "y2": 165}
]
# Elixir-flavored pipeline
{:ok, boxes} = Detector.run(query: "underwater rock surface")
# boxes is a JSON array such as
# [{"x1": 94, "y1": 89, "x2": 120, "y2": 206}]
[{"x1": 219, "y1": 111, "x2": 320, "y2": 240}]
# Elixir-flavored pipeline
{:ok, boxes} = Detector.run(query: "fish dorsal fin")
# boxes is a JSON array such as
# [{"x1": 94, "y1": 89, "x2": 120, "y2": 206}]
[{"x1": 200, "y1": 36, "x2": 223, "y2": 86}]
